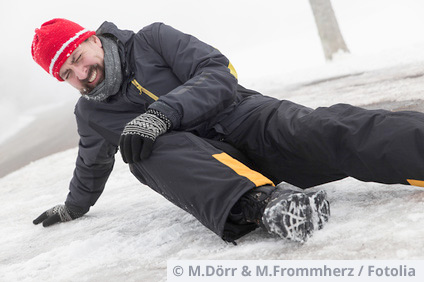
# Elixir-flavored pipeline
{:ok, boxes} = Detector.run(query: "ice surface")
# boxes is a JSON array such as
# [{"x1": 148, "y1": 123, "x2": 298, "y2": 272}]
[{"x1": 0, "y1": 148, "x2": 423, "y2": 281}]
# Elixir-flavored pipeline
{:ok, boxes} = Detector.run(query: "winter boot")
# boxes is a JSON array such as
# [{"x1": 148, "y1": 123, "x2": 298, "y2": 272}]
[
  {"x1": 229, "y1": 185, "x2": 330, "y2": 242},
  {"x1": 261, "y1": 184, "x2": 330, "y2": 242},
  {"x1": 306, "y1": 190, "x2": 330, "y2": 230},
  {"x1": 261, "y1": 188, "x2": 314, "y2": 242},
  {"x1": 228, "y1": 185, "x2": 275, "y2": 226}
]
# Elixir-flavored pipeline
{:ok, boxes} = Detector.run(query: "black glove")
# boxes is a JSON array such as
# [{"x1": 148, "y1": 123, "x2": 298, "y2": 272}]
[
  {"x1": 33, "y1": 204, "x2": 86, "y2": 227},
  {"x1": 119, "y1": 109, "x2": 171, "y2": 163}
]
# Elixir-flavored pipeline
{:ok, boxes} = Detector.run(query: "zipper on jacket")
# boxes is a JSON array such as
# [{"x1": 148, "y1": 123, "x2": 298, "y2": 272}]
[{"x1": 131, "y1": 79, "x2": 159, "y2": 101}]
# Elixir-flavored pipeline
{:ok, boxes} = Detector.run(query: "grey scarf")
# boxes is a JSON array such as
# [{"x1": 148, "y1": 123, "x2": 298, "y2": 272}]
[{"x1": 82, "y1": 36, "x2": 123, "y2": 102}]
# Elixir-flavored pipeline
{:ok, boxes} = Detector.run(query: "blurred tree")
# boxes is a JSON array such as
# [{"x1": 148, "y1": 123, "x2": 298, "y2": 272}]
[{"x1": 309, "y1": 0, "x2": 350, "y2": 60}]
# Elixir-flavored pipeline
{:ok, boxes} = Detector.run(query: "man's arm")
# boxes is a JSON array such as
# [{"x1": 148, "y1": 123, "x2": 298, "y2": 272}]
[
  {"x1": 65, "y1": 135, "x2": 116, "y2": 211},
  {"x1": 143, "y1": 22, "x2": 239, "y2": 130},
  {"x1": 119, "y1": 23, "x2": 239, "y2": 163},
  {"x1": 34, "y1": 105, "x2": 117, "y2": 226}
]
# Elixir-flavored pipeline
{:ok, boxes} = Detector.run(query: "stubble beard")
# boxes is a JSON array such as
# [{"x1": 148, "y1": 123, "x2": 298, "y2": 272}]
[{"x1": 79, "y1": 64, "x2": 105, "y2": 95}]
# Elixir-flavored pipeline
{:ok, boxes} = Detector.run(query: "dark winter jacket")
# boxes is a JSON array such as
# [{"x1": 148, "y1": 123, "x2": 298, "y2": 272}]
[{"x1": 65, "y1": 22, "x2": 259, "y2": 212}]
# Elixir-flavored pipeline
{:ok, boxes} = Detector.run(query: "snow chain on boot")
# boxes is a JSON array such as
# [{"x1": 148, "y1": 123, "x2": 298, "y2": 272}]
[{"x1": 119, "y1": 109, "x2": 171, "y2": 163}]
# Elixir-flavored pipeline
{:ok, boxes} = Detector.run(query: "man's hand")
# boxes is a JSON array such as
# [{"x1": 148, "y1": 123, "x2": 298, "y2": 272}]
[
  {"x1": 33, "y1": 204, "x2": 85, "y2": 227},
  {"x1": 119, "y1": 109, "x2": 171, "y2": 163}
]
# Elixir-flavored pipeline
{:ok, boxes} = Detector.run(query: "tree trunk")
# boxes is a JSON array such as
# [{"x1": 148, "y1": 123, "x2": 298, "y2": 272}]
[{"x1": 309, "y1": 0, "x2": 350, "y2": 60}]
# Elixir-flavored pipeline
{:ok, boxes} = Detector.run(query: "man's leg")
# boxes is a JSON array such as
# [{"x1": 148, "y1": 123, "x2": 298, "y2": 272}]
[
  {"x1": 223, "y1": 95, "x2": 424, "y2": 188},
  {"x1": 129, "y1": 131, "x2": 273, "y2": 241},
  {"x1": 129, "y1": 131, "x2": 329, "y2": 242}
]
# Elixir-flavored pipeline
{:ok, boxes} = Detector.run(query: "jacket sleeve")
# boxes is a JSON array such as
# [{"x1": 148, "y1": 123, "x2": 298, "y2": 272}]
[
  {"x1": 65, "y1": 107, "x2": 117, "y2": 212},
  {"x1": 145, "y1": 23, "x2": 238, "y2": 130}
]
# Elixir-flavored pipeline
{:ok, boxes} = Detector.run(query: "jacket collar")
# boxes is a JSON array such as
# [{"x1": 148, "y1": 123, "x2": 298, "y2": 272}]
[
  {"x1": 96, "y1": 21, "x2": 133, "y2": 45},
  {"x1": 96, "y1": 21, "x2": 132, "y2": 79}
]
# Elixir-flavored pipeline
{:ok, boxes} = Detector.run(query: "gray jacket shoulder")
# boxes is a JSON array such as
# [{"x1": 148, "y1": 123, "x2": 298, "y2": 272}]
[{"x1": 95, "y1": 21, "x2": 164, "y2": 44}]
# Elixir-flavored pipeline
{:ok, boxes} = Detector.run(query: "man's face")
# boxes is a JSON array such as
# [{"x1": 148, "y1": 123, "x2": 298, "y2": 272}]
[{"x1": 59, "y1": 35, "x2": 105, "y2": 94}]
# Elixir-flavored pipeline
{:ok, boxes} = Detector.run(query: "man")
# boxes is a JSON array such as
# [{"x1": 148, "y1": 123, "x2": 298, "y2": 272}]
[{"x1": 31, "y1": 19, "x2": 423, "y2": 244}]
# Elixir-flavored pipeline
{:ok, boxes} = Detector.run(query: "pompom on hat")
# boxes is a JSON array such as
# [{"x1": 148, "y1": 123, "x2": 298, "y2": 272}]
[{"x1": 31, "y1": 18, "x2": 96, "y2": 81}]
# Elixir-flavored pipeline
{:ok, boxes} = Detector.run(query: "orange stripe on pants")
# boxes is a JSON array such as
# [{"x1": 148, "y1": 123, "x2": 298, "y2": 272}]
[
  {"x1": 407, "y1": 179, "x2": 424, "y2": 187},
  {"x1": 212, "y1": 152, "x2": 274, "y2": 187}
]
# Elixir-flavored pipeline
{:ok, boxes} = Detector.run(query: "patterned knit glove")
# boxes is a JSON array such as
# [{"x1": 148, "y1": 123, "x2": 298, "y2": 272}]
[
  {"x1": 33, "y1": 204, "x2": 86, "y2": 227},
  {"x1": 119, "y1": 109, "x2": 171, "y2": 163}
]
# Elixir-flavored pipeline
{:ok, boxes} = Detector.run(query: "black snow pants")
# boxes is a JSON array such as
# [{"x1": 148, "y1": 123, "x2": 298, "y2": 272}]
[
  {"x1": 219, "y1": 95, "x2": 424, "y2": 188},
  {"x1": 129, "y1": 132, "x2": 272, "y2": 241},
  {"x1": 130, "y1": 94, "x2": 424, "y2": 241}
]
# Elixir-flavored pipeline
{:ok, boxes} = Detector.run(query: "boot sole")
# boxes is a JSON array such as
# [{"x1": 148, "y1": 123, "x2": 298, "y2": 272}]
[
  {"x1": 309, "y1": 190, "x2": 330, "y2": 230},
  {"x1": 262, "y1": 193, "x2": 313, "y2": 242}
]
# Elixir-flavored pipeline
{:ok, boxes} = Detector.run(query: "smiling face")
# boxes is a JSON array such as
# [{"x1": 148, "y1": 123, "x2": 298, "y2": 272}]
[{"x1": 59, "y1": 35, "x2": 105, "y2": 94}]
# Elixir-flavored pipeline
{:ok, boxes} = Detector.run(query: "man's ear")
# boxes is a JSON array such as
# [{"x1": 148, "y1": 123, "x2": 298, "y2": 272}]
[{"x1": 88, "y1": 35, "x2": 102, "y2": 48}]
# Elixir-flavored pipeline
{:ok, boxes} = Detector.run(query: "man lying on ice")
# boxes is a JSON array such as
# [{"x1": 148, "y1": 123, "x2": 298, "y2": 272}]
[{"x1": 31, "y1": 18, "x2": 424, "y2": 243}]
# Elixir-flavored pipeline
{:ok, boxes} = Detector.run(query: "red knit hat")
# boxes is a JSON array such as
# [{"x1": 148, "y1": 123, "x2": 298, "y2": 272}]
[{"x1": 31, "y1": 18, "x2": 96, "y2": 81}]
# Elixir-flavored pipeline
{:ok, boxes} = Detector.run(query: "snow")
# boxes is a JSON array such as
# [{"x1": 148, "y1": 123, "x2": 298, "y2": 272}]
[
  {"x1": 1, "y1": 149, "x2": 423, "y2": 281},
  {"x1": 1, "y1": 0, "x2": 424, "y2": 281}
]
